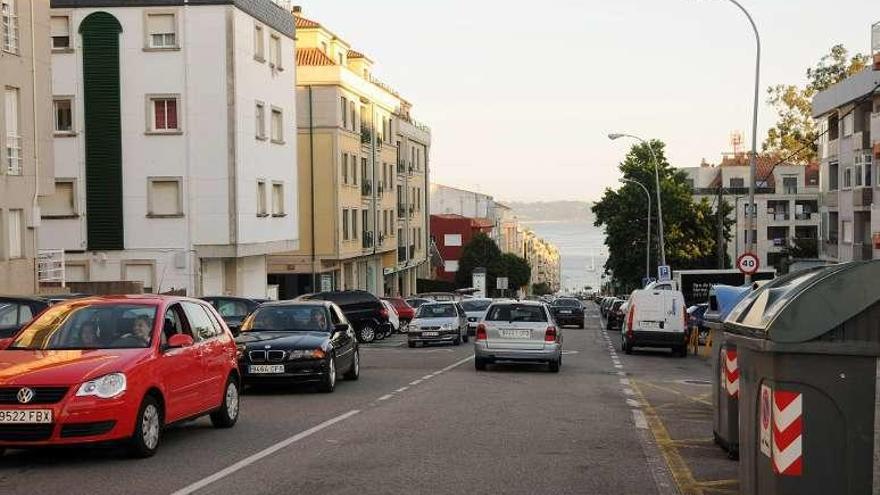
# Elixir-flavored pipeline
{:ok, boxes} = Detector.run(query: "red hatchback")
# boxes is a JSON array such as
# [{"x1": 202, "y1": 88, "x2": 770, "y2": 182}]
[
  {"x1": 382, "y1": 297, "x2": 415, "y2": 325},
  {"x1": 0, "y1": 295, "x2": 240, "y2": 458}
]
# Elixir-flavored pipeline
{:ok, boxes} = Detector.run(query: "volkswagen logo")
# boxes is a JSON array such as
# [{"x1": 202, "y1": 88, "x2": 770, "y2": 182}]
[
  {"x1": 16, "y1": 387, "x2": 35, "y2": 404},
  {"x1": 264, "y1": 345, "x2": 272, "y2": 349}
]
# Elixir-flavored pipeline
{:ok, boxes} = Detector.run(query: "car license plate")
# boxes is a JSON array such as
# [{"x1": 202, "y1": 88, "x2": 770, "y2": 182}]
[
  {"x1": 0, "y1": 409, "x2": 53, "y2": 424},
  {"x1": 559, "y1": 310, "x2": 572, "y2": 314},
  {"x1": 422, "y1": 331, "x2": 439, "y2": 337},
  {"x1": 500, "y1": 329, "x2": 531, "y2": 339},
  {"x1": 641, "y1": 321, "x2": 662, "y2": 330},
  {"x1": 249, "y1": 364, "x2": 285, "y2": 374}
]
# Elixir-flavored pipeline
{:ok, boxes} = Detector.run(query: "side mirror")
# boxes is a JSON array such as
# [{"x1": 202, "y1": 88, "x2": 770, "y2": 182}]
[
  {"x1": 167, "y1": 334, "x2": 194, "y2": 349},
  {"x1": 0, "y1": 338, "x2": 11, "y2": 350},
  {"x1": 334, "y1": 323, "x2": 350, "y2": 333}
]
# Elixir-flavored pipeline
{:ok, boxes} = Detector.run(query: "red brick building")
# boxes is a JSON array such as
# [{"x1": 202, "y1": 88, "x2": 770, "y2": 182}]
[{"x1": 430, "y1": 214, "x2": 494, "y2": 282}]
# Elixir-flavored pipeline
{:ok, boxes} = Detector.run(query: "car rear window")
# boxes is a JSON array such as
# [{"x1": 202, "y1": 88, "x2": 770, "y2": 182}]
[
  {"x1": 461, "y1": 300, "x2": 491, "y2": 312},
  {"x1": 486, "y1": 304, "x2": 547, "y2": 323},
  {"x1": 416, "y1": 304, "x2": 457, "y2": 318}
]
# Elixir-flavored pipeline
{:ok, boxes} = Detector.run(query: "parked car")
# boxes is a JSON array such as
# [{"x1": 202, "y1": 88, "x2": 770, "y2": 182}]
[
  {"x1": 549, "y1": 297, "x2": 585, "y2": 328},
  {"x1": 606, "y1": 299, "x2": 626, "y2": 331},
  {"x1": 415, "y1": 292, "x2": 460, "y2": 302},
  {"x1": 235, "y1": 301, "x2": 359, "y2": 393},
  {"x1": 407, "y1": 302, "x2": 468, "y2": 347},
  {"x1": 460, "y1": 298, "x2": 493, "y2": 335},
  {"x1": 621, "y1": 289, "x2": 688, "y2": 357},
  {"x1": 686, "y1": 303, "x2": 709, "y2": 344},
  {"x1": 382, "y1": 297, "x2": 415, "y2": 330},
  {"x1": 600, "y1": 297, "x2": 618, "y2": 318},
  {"x1": 474, "y1": 301, "x2": 562, "y2": 372},
  {"x1": 0, "y1": 296, "x2": 50, "y2": 339},
  {"x1": 404, "y1": 297, "x2": 431, "y2": 310},
  {"x1": 0, "y1": 295, "x2": 240, "y2": 458},
  {"x1": 299, "y1": 290, "x2": 390, "y2": 344},
  {"x1": 380, "y1": 300, "x2": 401, "y2": 335},
  {"x1": 200, "y1": 296, "x2": 267, "y2": 335}
]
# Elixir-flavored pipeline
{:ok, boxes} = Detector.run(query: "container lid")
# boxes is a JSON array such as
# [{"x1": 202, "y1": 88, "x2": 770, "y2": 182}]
[{"x1": 723, "y1": 261, "x2": 880, "y2": 343}]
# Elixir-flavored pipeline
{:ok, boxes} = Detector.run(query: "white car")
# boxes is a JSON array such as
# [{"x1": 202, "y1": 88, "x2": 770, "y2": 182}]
[
  {"x1": 621, "y1": 288, "x2": 688, "y2": 357},
  {"x1": 460, "y1": 298, "x2": 493, "y2": 335},
  {"x1": 380, "y1": 299, "x2": 400, "y2": 334}
]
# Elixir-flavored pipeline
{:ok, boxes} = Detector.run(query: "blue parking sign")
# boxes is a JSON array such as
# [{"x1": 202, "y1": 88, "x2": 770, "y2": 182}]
[{"x1": 657, "y1": 265, "x2": 671, "y2": 282}]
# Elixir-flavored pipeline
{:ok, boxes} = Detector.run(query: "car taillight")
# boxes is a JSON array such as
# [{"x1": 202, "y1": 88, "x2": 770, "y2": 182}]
[
  {"x1": 476, "y1": 324, "x2": 487, "y2": 341},
  {"x1": 544, "y1": 326, "x2": 558, "y2": 342},
  {"x1": 626, "y1": 306, "x2": 635, "y2": 338},
  {"x1": 379, "y1": 306, "x2": 389, "y2": 318}
]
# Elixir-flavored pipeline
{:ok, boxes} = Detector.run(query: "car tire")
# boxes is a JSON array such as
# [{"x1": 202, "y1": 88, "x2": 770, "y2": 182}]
[
  {"x1": 128, "y1": 395, "x2": 162, "y2": 458},
  {"x1": 343, "y1": 350, "x2": 360, "y2": 380},
  {"x1": 375, "y1": 329, "x2": 386, "y2": 341},
  {"x1": 548, "y1": 358, "x2": 561, "y2": 373},
  {"x1": 453, "y1": 335, "x2": 461, "y2": 346},
  {"x1": 475, "y1": 357, "x2": 487, "y2": 371},
  {"x1": 624, "y1": 338, "x2": 633, "y2": 355},
  {"x1": 462, "y1": 332, "x2": 469, "y2": 344},
  {"x1": 578, "y1": 320, "x2": 585, "y2": 329},
  {"x1": 407, "y1": 341, "x2": 416, "y2": 348},
  {"x1": 318, "y1": 355, "x2": 337, "y2": 393},
  {"x1": 358, "y1": 324, "x2": 376, "y2": 343},
  {"x1": 676, "y1": 345, "x2": 688, "y2": 358},
  {"x1": 210, "y1": 376, "x2": 241, "y2": 428}
]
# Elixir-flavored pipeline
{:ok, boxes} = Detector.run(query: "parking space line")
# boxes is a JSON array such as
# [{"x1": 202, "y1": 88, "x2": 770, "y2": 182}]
[
  {"x1": 632, "y1": 409, "x2": 649, "y2": 429},
  {"x1": 395, "y1": 386, "x2": 409, "y2": 393},
  {"x1": 638, "y1": 380, "x2": 712, "y2": 407},
  {"x1": 377, "y1": 394, "x2": 393, "y2": 401}
]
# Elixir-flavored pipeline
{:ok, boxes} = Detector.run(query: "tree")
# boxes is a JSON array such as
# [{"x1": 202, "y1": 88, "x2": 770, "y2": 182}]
[
  {"x1": 498, "y1": 253, "x2": 531, "y2": 290},
  {"x1": 592, "y1": 141, "x2": 732, "y2": 292},
  {"x1": 763, "y1": 45, "x2": 868, "y2": 164},
  {"x1": 532, "y1": 282, "x2": 553, "y2": 296},
  {"x1": 454, "y1": 233, "x2": 502, "y2": 289}
]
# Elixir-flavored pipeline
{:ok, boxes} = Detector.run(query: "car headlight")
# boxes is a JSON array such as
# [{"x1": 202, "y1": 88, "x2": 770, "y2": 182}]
[
  {"x1": 76, "y1": 372, "x2": 127, "y2": 399},
  {"x1": 410, "y1": 324, "x2": 420, "y2": 332},
  {"x1": 288, "y1": 349, "x2": 326, "y2": 360},
  {"x1": 441, "y1": 323, "x2": 454, "y2": 331}
]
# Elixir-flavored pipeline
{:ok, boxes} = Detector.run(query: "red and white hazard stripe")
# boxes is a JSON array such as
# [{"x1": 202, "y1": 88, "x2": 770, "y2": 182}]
[
  {"x1": 772, "y1": 390, "x2": 803, "y2": 476},
  {"x1": 724, "y1": 349, "x2": 739, "y2": 398}
]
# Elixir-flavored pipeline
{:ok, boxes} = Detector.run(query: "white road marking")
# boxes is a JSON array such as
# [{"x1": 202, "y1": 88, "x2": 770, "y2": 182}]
[
  {"x1": 620, "y1": 378, "x2": 631, "y2": 386},
  {"x1": 395, "y1": 386, "x2": 409, "y2": 393},
  {"x1": 615, "y1": 364, "x2": 624, "y2": 369},
  {"x1": 626, "y1": 398, "x2": 641, "y2": 408},
  {"x1": 632, "y1": 409, "x2": 649, "y2": 429},
  {"x1": 170, "y1": 409, "x2": 361, "y2": 495},
  {"x1": 623, "y1": 388, "x2": 635, "y2": 396},
  {"x1": 440, "y1": 355, "x2": 474, "y2": 372},
  {"x1": 409, "y1": 379, "x2": 422, "y2": 385},
  {"x1": 422, "y1": 374, "x2": 434, "y2": 380},
  {"x1": 377, "y1": 394, "x2": 393, "y2": 401}
]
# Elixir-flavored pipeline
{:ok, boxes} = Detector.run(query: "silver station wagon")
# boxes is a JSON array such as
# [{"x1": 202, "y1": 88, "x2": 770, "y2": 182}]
[
  {"x1": 407, "y1": 301, "x2": 468, "y2": 348},
  {"x1": 474, "y1": 301, "x2": 562, "y2": 372}
]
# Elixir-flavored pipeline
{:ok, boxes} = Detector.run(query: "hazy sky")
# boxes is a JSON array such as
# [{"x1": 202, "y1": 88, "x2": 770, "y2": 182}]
[{"x1": 297, "y1": 0, "x2": 877, "y2": 202}]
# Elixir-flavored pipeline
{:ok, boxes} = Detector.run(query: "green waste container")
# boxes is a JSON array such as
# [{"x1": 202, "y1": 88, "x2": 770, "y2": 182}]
[{"x1": 724, "y1": 262, "x2": 880, "y2": 495}]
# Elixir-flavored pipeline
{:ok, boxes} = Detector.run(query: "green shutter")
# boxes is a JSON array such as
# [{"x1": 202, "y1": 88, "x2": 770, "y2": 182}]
[{"x1": 80, "y1": 12, "x2": 123, "y2": 251}]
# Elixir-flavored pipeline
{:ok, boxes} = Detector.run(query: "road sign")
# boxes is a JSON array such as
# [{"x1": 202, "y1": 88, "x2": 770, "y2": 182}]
[
  {"x1": 496, "y1": 277, "x2": 509, "y2": 290},
  {"x1": 736, "y1": 252, "x2": 760, "y2": 275},
  {"x1": 760, "y1": 383, "x2": 772, "y2": 458},
  {"x1": 320, "y1": 273, "x2": 333, "y2": 292},
  {"x1": 657, "y1": 265, "x2": 671, "y2": 282},
  {"x1": 472, "y1": 269, "x2": 487, "y2": 298}
]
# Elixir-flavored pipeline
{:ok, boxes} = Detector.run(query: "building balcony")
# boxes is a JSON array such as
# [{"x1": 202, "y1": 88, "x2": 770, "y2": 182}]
[
  {"x1": 361, "y1": 181, "x2": 372, "y2": 197},
  {"x1": 362, "y1": 231, "x2": 374, "y2": 249},
  {"x1": 822, "y1": 139, "x2": 839, "y2": 160},
  {"x1": 852, "y1": 187, "x2": 873, "y2": 208},
  {"x1": 398, "y1": 246, "x2": 407, "y2": 262},
  {"x1": 851, "y1": 131, "x2": 871, "y2": 151},
  {"x1": 361, "y1": 127, "x2": 372, "y2": 145},
  {"x1": 794, "y1": 212, "x2": 815, "y2": 221},
  {"x1": 397, "y1": 203, "x2": 406, "y2": 218},
  {"x1": 377, "y1": 232, "x2": 386, "y2": 247},
  {"x1": 397, "y1": 160, "x2": 406, "y2": 174},
  {"x1": 820, "y1": 191, "x2": 839, "y2": 208}
]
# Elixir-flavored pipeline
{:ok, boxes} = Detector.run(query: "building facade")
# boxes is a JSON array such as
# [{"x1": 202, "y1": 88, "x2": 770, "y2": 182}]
[
  {"x1": 523, "y1": 229, "x2": 561, "y2": 293},
  {"x1": 683, "y1": 153, "x2": 821, "y2": 270},
  {"x1": 812, "y1": 67, "x2": 880, "y2": 262},
  {"x1": 267, "y1": 8, "x2": 430, "y2": 298},
  {"x1": 41, "y1": 0, "x2": 297, "y2": 297},
  {"x1": 429, "y1": 213, "x2": 493, "y2": 283},
  {"x1": 0, "y1": 0, "x2": 54, "y2": 294}
]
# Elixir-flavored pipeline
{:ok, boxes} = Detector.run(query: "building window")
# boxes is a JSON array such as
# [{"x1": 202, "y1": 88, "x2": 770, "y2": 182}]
[
  {"x1": 270, "y1": 108, "x2": 283, "y2": 143},
  {"x1": 382, "y1": 210, "x2": 388, "y2": 235},
  {"x1": 341, "y1": 96, "x2": 348, "y2": 128},
  {"x1": 352, "y1": 155, "x2": 358, "y2": 185},
  {"x1": 828, "y1": 162, "x2": 839, "y2": 191},
  {"x1": 256, "y1": 180, "x2": 267, "y2": 217},
  {"x1": 7, "y1": 209, "x2": 22, "y2": 258},
  {"x1": 729, "y1": 177, "x2": 744, "y2": 188},
  {"x1": 1, "y1": 0, "x2": 19, "y2": 54},
  {"x1": 342, "y1": 209, "x2": 349, "y2": 241},
  {"x1": 147, "y1": 177, "x2": 183, "y2": 217},
  {"x1": 843, "y1": 167, "x2": 852, "y2": 189},
  {"x1": 349, "y1": 101, "x2": 356, "y2": 132},
  {"x1": 53, "y1": 97, "x2": 73, "y2": 134},
  {"x1": 255, "y1": 102, "x2": 266, "y2": 140},
  {"x1": 841, "y1": 113, "x2": 853, "y2": 137},
  {"x1": 4, "y1": 87, "x2": 20, "y2": 175},
  {"x1": 855, "y1": 164, "x2": 864, "y2": 187},
  {"x1": 271, "y1": 182, "x2": 284, "y2": 216},
  {"x1": 253, "y1": 24, "x2": 264, "y2": 61},
  {"x1": 361, "y1": 157, "x2": 368, "y2": 185},
  {"x1": 362, "y1": 210, "x2": 368, "y2": 239},
  {"x1": 124, "y1": 263, "x2": 155, "y2": 293},
  {"x1": 341, "y1": 153, "x2": 349, "y2": 184},
  {"x1": 50, "y1": 15, "x2": 71, "y2": 50},
  {"x1": 444, "y1": 260, "x2": 459, "y2": 273},
  {"x1": 149, "y1": 96, "x2": 180, "y2": 132},
  {"x1": 269, "y1": 34, "x2": 281, "y2": 68},
  {"x1": 146, "y1": 13, "x2": 177, "y2": 49},
  {"x1": 444, "y1": 234, "x2": 462, "y2": 247},
  {"x1": 842, "y1": 220, "x2": 853, "y2": 244},
  {"x1": 40, "y1": 179, "x2": 76, "y2": 217},
  {"x1": 352, "y1": 210, "x2": 359, "y2": 240},
  {"x1": 782, "y1": 176, "x2": 797, "y2": 195}
]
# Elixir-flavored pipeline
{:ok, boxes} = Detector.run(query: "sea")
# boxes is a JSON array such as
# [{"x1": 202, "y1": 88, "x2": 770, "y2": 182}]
[{"x1": 520, "y1": 220, "x2": 607, "y2": 294}]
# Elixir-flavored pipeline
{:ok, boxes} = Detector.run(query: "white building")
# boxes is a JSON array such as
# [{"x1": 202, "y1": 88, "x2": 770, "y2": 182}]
[{"x1": 41, "y1": 0, "x2": 297, "y2": 297}]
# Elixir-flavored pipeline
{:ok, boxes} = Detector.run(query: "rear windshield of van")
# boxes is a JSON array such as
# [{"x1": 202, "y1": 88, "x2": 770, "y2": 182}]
[{"x1": 485, "y1": 304, "x2": 547, "y2": 323}]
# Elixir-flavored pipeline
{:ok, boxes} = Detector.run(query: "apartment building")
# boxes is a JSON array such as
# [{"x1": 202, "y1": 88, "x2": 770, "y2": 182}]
[
  {"x1": 41, "y1": 0, "x2": 297, "y2": 297},
  {"x1": 683, "y1": 153, "x2": 821, "y2": 270},
  {"x1": 430, "y1": 214, "x2": 493, "y2": 283},
  {"x1": 524, "y1": 230, "x2": 561, "y2": 293},
  {"x1": 811, "y1": 67, "x2": 880, "y2": 262},
  {"x1": 267, "y1": 8, "x2": 430, "y2": 298},
  {"x1": 0, "y1": 0, "x2": 54, "y2": 294}
]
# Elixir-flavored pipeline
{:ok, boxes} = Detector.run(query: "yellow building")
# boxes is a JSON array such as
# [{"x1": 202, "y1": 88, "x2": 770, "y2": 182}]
[
  {"x1": 268, "y1": 8, "x2": 430, "y2": 297},
  {"x1": 524, "y1": 230, "x2": 561, "y2": 294}
]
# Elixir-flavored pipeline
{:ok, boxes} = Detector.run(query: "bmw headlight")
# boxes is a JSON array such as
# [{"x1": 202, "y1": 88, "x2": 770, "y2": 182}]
[
  {"x1": 76, "y1": 373, "x2": 127, "y2": 399},
  {"x1": 288, "y1": 349, "x2": 326, "y2": 360}
]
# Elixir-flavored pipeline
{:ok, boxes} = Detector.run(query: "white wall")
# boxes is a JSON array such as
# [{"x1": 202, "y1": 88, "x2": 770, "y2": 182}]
[{"x1": 430, "y1": 184, "x2": 494, "y2": 219}]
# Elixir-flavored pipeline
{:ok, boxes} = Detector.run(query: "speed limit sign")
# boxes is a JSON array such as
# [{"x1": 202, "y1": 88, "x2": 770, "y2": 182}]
[{"x1": 736, "y1": 252, "x2": 760, "y2": 275}]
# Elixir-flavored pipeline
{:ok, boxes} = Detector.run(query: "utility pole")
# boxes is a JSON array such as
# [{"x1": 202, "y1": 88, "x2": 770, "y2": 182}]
[{"x1": 717, "y1": 186, "x2": 725, "y2": 268}]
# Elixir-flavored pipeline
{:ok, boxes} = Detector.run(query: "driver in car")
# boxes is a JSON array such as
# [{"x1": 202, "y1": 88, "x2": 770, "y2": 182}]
[
  {"x1": 310, "y1": 309, "x2": 329, "y2": 331},
  {"x1": 115, "y1": 316, "x2": 153, "y2": 347}
]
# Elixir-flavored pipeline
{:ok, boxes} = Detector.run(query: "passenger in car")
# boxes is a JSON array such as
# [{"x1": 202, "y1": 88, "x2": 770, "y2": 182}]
[{"x1": 310, "y1": 309, "x2": 329, "y2": 331}]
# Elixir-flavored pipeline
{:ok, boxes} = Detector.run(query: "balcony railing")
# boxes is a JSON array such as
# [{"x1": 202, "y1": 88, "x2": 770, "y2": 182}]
[
  {"x1": 794, "y1": 213, "x2": 814, "y2": 221},
  {"x1": 6, "y1": 133, "x2": 21, "y2": 175},
  {"x1": 360, "y1": 126, "x2": 372, "y2": 145},
  {"x1": 377, "y1": 232, "x2": 386, "y2": 246},
  {"x1": 37, "y1": 249, "x2": 65, "y2": 286},
  {"x1": 377, "y1": 183, "x2": 384, "y2": 197},
  {"x1": 362, "y1": 231, "x2": 374, "y2": 249},
  {"x1": 361, "y1": 180, "x2": 372, "y2": 197},
  {"x1": 853, "y1": 187, "x2": 873, "y2": 208}
]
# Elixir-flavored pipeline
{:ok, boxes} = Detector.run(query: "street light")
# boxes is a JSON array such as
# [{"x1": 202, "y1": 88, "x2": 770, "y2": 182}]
[
  {"x1": 620, "y1": 178, "x2": 651, "y2": 283},
  {"x1": 608, "y1": 133, "x2": 666, "y2": 266}
]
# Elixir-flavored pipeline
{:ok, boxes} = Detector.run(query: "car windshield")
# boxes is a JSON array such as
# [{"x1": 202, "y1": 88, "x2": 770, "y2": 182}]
[
  {"x1": 0, "y1": 302, "x2": 32, "y2": 327},
  {"x1": 486, "y1": 304, "x2": 547, "y2": 323},
  {"x1": 460, "y1": 300, "x2": 491, "y2": 312},
  {"x1": 416, "y1": 304, "x2": 456, "y2": 318},
  {"x1": 553, "y1": 299, "x2": 580, "y2": 307},
  {"x1": 8, "y1": 303, "x2": 157, "y2": 350},
  {"x1": 242, "y1": 305, "x2": 331, "y2": 332}
]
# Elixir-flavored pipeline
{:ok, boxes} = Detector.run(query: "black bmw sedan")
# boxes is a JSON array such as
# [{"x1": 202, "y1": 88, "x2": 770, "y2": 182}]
[{"x1": 235, "y1": 301, "x2": 359, "y2": 393}]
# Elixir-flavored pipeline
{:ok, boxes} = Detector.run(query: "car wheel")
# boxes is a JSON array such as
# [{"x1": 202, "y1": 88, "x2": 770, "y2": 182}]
[
  {"x1": 676, "y1": 345, "x2": 687, "y2": 358},
  {"x1": 407, "y1": 341, "x2": 416, "y2": 348},
  {"x1": 128, "y1": 395, "x2": 162, "y2": 458},
  {"x1": 375, "y1": 329, "x2": 386, "y2": 341},
  {"x1": 462, "y1": 332, "x2": 469, "y2": 343},
  {"x1": 210, "y1": 376, "x2": 240, "y2": 428},
  {"x1": 453, "y1": 334, "x2": 461, "y2": 346},
  {"x1": 579, "y1": 320, "x2": 585, "y2": 329},
  {"x1": 358, "y1": 324, "x2": 376, "y2": 343},
  {"x1": 343, "y1": 350, "x2": 360, "y2": 380},
  {"x1": 318, "y1": 355, "x2": 337, "y2": 393},
  {"x1": 624, "y1": 338, "x2": 633, "y2": 355},
  {"x1": 475, "y1": 357, "x2": 487, "y2": 371},
  {"x1": 548, "y1": 359, "x2": 561, "y2": 373}
]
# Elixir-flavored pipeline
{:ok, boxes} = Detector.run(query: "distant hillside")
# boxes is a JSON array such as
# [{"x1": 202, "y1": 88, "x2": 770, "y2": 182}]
[{"x1": 506, "y1": 201, "x2": 594, "y2": 223}]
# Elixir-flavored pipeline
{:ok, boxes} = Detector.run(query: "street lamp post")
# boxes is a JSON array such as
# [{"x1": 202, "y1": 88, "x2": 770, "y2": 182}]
[
  {"x1": 620, "y1": 178, "x2": 651, "y2": 284},
  {"x1": 608, "y1": 133, "x2": 666, "y2": 267}
]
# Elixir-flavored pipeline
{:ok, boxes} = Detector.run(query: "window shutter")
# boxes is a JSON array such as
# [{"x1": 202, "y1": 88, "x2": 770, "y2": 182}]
[
  {"x1": 50, "y1": 16, "x2": 68, "y2": 37},
  {"x1": 150, "y1": 180, "x2": 180, "y2": 215},
  {"x1": 148, "y1": 14, "x2": 174, "y2": 34},
  {"x1": 7, "y1": 209, "x2": 22, "y2": 258},
  {"x1": 41, "y1": 181, "x2": 75, "y2": 216},
  {"x1": 125, "y1": 264, "x2": 154, "y2": 292}
]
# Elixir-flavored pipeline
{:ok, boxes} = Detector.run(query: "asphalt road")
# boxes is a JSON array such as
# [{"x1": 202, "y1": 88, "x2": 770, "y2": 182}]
[{"x1": 0, "y1": 304, "x2": 733, "y2": 495}]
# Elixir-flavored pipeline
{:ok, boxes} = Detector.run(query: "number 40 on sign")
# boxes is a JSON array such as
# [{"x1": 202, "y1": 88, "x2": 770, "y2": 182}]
[{"x1": 737, "y1": 253, "x2": 760, "y2": 275}]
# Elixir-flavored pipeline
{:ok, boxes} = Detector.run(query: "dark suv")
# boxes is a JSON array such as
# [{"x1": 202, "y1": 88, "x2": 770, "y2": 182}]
[
  {"x1": 299, "y1": 290, "x2": 390, "y2": 343},
  {"x1": 549, "y1": 298, "x2": 585, "y2": 328}
]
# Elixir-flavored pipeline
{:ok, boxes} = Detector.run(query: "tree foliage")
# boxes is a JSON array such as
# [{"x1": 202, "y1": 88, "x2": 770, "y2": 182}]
[
  {"x1": 499, "y1": 253, "x2": 531, "y2": 290},
  {"x1": 763, "y1": 45, "x2": 868, "y2": 164},
  {"x1": 454, "y1": 233, "x2": 531, "y2": 294},
  {"x1": 592, "y1": 141, "x2": 732, "y2": 292},
  {"x1": 532, "y1": 282, "x2": 553, "y2": 296}
]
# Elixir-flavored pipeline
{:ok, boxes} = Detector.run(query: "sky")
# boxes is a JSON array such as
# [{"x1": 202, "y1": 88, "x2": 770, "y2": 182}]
[{"x1": 297, "y1": 0, "x2": 878, "y2": 202}]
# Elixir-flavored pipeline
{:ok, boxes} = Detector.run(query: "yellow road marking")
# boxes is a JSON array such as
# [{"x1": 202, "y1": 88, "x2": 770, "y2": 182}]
[{"x1": 639, "y1": 380, "x2": 712, "y2": 406}]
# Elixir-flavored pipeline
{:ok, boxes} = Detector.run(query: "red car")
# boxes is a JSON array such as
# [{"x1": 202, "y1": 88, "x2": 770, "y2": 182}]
[
  {"x1": 0, "y1": 295, "x2": 240, "y2": 458},
  {"x1": 382, "y1": 297, "x2": 415, "y2": 325}
]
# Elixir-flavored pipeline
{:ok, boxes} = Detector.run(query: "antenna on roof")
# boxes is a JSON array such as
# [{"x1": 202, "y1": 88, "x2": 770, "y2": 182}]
[{"x1": 730, "y1": 131, "x2": 743, "y2": 156}]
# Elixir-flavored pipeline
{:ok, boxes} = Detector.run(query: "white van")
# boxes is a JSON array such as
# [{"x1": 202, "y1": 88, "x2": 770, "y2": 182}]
[{"x1": 620, "y1": 288, "x2": 688, "y2": 357}]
